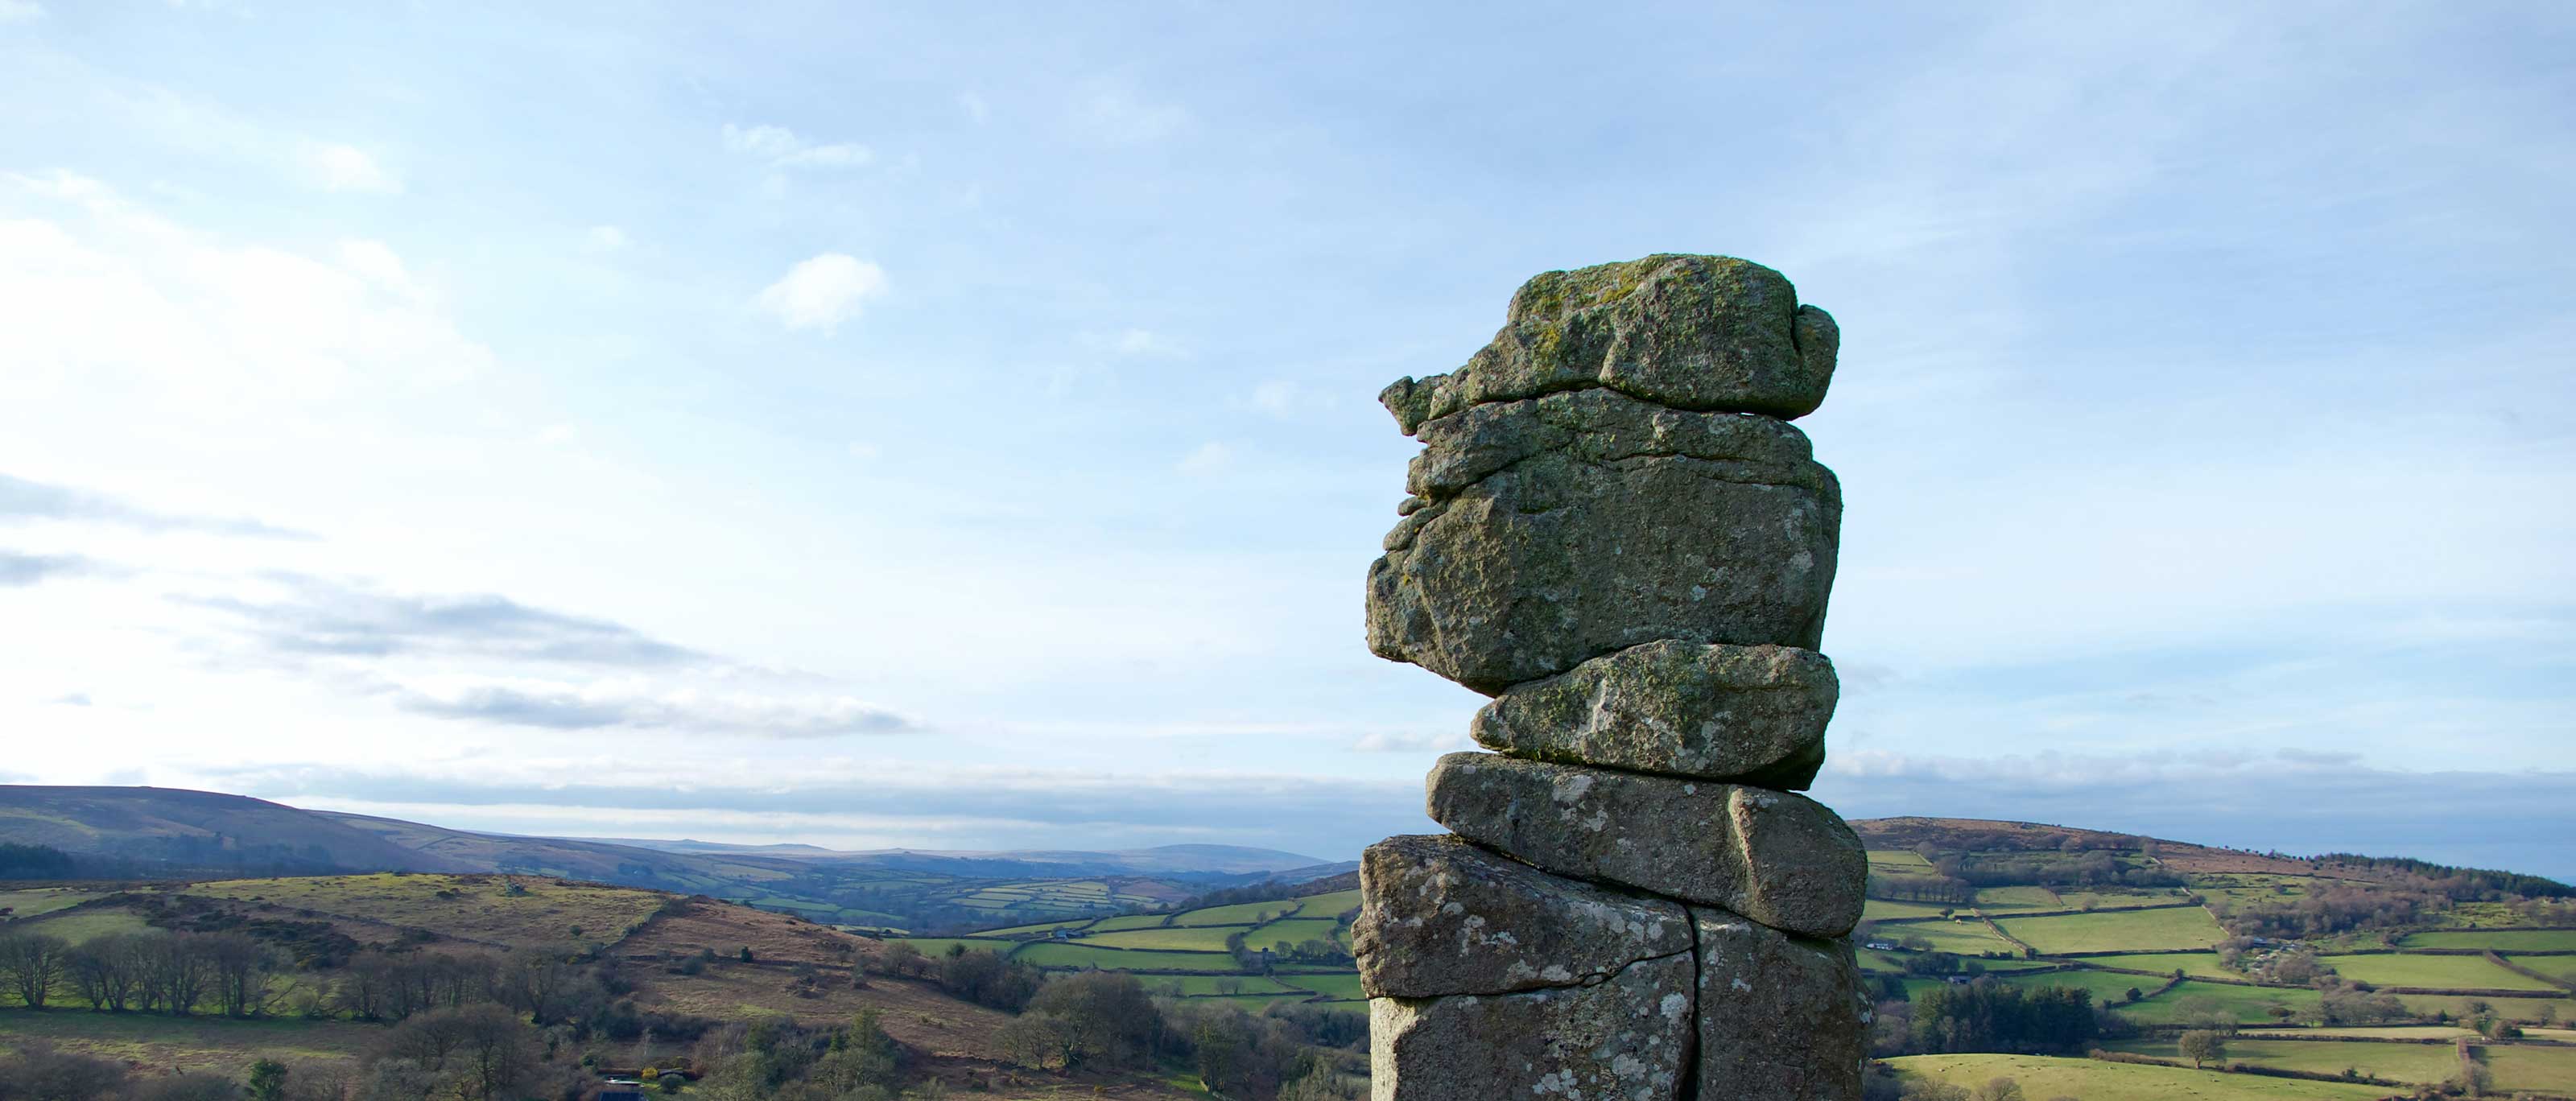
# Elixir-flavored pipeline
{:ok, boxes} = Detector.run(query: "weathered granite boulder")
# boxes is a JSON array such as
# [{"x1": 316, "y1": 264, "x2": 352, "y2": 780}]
[
  {"x1": 1380, "y1": 254, "x2": 1839, "y2": 433},
  {"x1": 1423, "y1": 752, "x2": 1865, "y2": 938},
  {"x1": 1355, "y1": 833, "x2": 1690, "y2": 999},
  {"x1": 1368, "y1": 951, "x2": 1694, "y2": 1101},
  {"x1": 1368, "y1": 389, "x2": 1841, "y2": 694},
  {"x1": 1693, "y1": 909, "x2": 1870, "y2": 1099},
  {"x1": 1472, "y1": 639, "x2": 1837, "y2": 789}
]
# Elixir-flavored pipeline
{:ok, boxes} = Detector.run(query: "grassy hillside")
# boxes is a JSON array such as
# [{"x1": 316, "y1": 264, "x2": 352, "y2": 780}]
[{"x1": 0, "y1": 872, "x2": 1227, "y2": 1099}]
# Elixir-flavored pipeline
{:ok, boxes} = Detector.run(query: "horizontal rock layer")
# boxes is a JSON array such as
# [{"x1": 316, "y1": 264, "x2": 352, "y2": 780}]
[
  {"x1": 1368, "y1": 390, "x2": 1841, "y2": 695},
  {"x1": 1353, "y1": 832, "x2": 1690, "y2": 999},
  {"x1": 1472, "y1": 638, "x2": 1836, "y2": 789},
  {"x1": 1693, "y1": 909, "x2": 1870, "y2": 1099},
  {"x1": 1380, "y1": 254, "x2": 1839, "y2": 433},
  {"x1": 1423, "y1": 752, "x2": 1865, "y2": 938},
  {"x1": 1368, "y1": 951, "x2": 1693, "y2": 1101}
]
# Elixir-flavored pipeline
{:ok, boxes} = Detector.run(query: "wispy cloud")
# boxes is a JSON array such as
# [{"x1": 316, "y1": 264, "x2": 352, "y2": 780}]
[
  {"x1": 189, "y1": 574, "x2": 701, "y2": 666},
  {"x1": 1, "y1": 473, "x2": 312, "y2": 539},
  {"x1": 722, "y1": 123, "x2": 872, "y2": 169},
  {"x1": 0, "y1": 0, "x2": 46, "y2": 23},
  {"x1": 391, "y1": 678, "x2": 913, "y2": 737},
  {"x1": 0, "y1": 549, "x2": 97, "y2": 588},
  {"x1": 754, "y1": 253, "x2": 888, "y2": 333}
]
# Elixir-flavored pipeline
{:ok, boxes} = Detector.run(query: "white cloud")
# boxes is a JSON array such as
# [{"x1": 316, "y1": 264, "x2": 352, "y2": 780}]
[
  {"x1": 721, "y1": 123, "x2": 872, "y2": 169},
  {"x1": 847, "y1": 442, "x2": 881, "y2": 460},
  {"x1": 753, "y1": 253, "x2": 887, "y2": 333},
  {"x1": 1351, "y1": 730, "x2": 1467, "y2": 753},
  {"x1": 584, "y1": 225, "x2": 627, "y2": 251},
  {"x1": 0, "y1": 172, "x2": 489, "y2": 406},
  {"x1": 1251, "y1": 380, "x2": 1299, "y2": 416},
  {"x1": 1176, "y1": 442, "x2": 1232, "y2": 476},
  {"x1": 959, "y1": 92, "x2": 989, "y2": 123},
  {"x1": 0, "y1": 0, "x2": 46, "y2": 23},
  {"x1": 299, "y1": 142, "x2": 402, "y2": 194}
]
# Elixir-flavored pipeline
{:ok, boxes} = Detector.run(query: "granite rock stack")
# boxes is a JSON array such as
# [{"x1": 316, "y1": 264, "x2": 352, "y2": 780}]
[{"x1": 1356, "y1": 254, "x2": 1870, "y2": 1100}]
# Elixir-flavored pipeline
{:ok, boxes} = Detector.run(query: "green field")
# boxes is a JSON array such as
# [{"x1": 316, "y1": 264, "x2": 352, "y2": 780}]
[
  {"x1": 2401, "y1": 929, "x2": 2576, "y2": 952},
  {"x1": 1137, "y1": 975, "x2": 1302, "y2": 996},
  {"x1": 2241, "y1": 1025, "x2": 2477, "y2": 1041},
  {"x1": 1996, "y1": 906, "x2": 2225, "y2": 953},
  {"x1": 1011, "y1": 942, "x2": 1236, "y2": 971},
  {"x1": 2488, "y1": 1045, "x2": 2576, "y2": 1093},
  {"x1": 1974, "y1": 886, "x2": 2061, "y2": 911},
  {"x1": 975, "y1": 918, "x2": 1099, "y2": 936},
  {"x1": 1278, "y1": 973, "x2": 1366, "y2": 1000},
  {"x1": 1868, "y1": 849, "x2": 1934, "y2": 871},
  {"x1": 2088, "y1": 951, "x2": 2240, "y2": 979},
  {"x1": 1171, "y1": 901, "x2": 1293, "y2": 927},
  {"x1": 1084, "y1": 925, "x2": 1245, "y2": 952},
  {"x1": 2102, "y1": 1037, "x2": 2461, "y2": 1084},
  {"x1": 2320, "y1": 953, "x2": 2563, "y2": 992},
  {"x1": 1863, "y1": 897, "x2": 1958, "y2": 921},
  {"x1": 1249, "y1": 918, "x2": 1342, "y2": 946},
  {"x1": 1891, "y1": 1053, "x2": 2392, "y2": 1099},
  {"x1": 2119, "y1": 980, "x2": 2322, "y2": 1025},
  {"x1": 2512, "y1": 955, "x2": 2576, "y2": 983},
  {"x1": 1883, "y1": 918, "x2": 2016, "y2": 956},
  {"x1": 1090, "y1": 913, "x2": 1173, "y2": 931},
  {"x1": 0, "y1": 1008, "x2": 380, "y2": 1077},
  {"x1": 2392, "y1": 992, "x2": 2572, "y2": 1021},
  {"x1": 18, "y1": 908, "x2": 151, "y2": 944},
  {"x1": 0, "y1": 888, "x2": 105, "y2": 920},
  {"x1": 1288, "y1": 889, "x2": 1361, "y2": 918}
]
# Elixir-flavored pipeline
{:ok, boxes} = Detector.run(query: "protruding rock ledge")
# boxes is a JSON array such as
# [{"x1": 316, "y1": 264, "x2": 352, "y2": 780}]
[
  {"x1": 1424, "y1": 752, "x2": 1866, "y2": 939},
  {"x1": 1368, "y1": 951, "x2": 1693, "y2": 1101},
  {"x1": 1693, "y1": 908, "x2": 1870, "y2": 1099},
  {"x1": 1354, "y1": 833, "x2": 1690, "y2": 999},
  {"x1": 1380, "y1": 254, "x2": 1839, "y2": 434},
  {"x1": 1472, "y1": 639, "x2": 1837, "y2": 789}
]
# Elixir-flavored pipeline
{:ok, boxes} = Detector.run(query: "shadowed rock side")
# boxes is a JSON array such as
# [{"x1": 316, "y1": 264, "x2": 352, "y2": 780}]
[
  {"x1": 1368, "y1": 953, "x2": 1695, "y2": 1101},
  {"x1": 1360, "y1": 254, "x2": 1864, "y2": 1100},
  {"x1": 1352, "y1": 832, "x2": 1690, "y2": 998}
]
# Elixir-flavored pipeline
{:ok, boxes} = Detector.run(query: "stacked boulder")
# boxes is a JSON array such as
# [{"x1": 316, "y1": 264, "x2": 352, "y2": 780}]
[{"x1": 1355, "y1": 254, "x2": 1869, "y2": 1100}]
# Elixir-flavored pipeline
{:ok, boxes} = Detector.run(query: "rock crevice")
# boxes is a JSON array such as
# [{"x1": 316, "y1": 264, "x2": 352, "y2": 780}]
[{"x1": 1359, "y1": 254, "x2": 1867, "y2": 1099}]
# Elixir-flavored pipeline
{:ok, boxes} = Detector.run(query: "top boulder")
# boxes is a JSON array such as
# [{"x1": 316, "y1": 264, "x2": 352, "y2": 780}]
[{"x1": 1381, "y1": 254, "x2": 1838, "y2": 434}]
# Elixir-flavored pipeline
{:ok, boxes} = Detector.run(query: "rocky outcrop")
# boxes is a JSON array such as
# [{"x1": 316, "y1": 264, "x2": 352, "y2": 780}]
[
  {"x1": 1424, "y1": 753, "x2": 1864, "y2": 939},
  {"x1": 1360, "y1": 255, "x2": 1868, "y2": 1099},
  {"x1": 1366, "y1": 388, "x2": 1841, "y2": 694},
  {"x1": 1471, "y1": 639, "x2": 1838, "y2": 789}
]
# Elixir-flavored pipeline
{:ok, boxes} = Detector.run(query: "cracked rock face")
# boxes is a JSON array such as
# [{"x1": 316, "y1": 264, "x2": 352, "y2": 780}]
[
  {"x1": 1354, "y1": 833, "x2": 1690, "y2": 999},
  {"x1": 1368, "y1": 950, "x2": 1694, "y2": 1101},
  {"x1": 1693, "y1": 910, "x2": 1869, "y2": 1100},
  {"x1": 1379, "y1": 254, "x2": 1839, "y2": 433},
  {"x1": 1424, "y1": 752, "x2": 1865, "y2": 939},
  {"x1": 1367, "y1": 388, "x2": 1841, "y2": 695},
  {"x1": 1472, "y1": 639, "x2": 1837, "y2": 789}
]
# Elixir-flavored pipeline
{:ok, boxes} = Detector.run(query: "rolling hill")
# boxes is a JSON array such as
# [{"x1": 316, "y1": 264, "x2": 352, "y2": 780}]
[{"x1": 0, "y1": 786, "x2": 1353, "y2": 934}]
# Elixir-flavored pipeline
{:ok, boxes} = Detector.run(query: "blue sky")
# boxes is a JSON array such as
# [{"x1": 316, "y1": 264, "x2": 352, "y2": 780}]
[{"x1": 2, "y1": 2, "x2": 2570, "y2": 878}]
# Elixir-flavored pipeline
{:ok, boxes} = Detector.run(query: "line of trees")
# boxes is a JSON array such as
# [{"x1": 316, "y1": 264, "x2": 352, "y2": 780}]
[
  {"x1": 1903, "y1": 982, "x2": 2102, "y2": 1054},
  {"x1": 0, "y1": 930, "x2": 274, "y2": 1016}
]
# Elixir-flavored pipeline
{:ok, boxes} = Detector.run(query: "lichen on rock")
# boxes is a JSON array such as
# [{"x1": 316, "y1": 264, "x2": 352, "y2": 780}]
[{"x1": 1380, "y1": 254, "x2": 1839, "y2": 435}]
